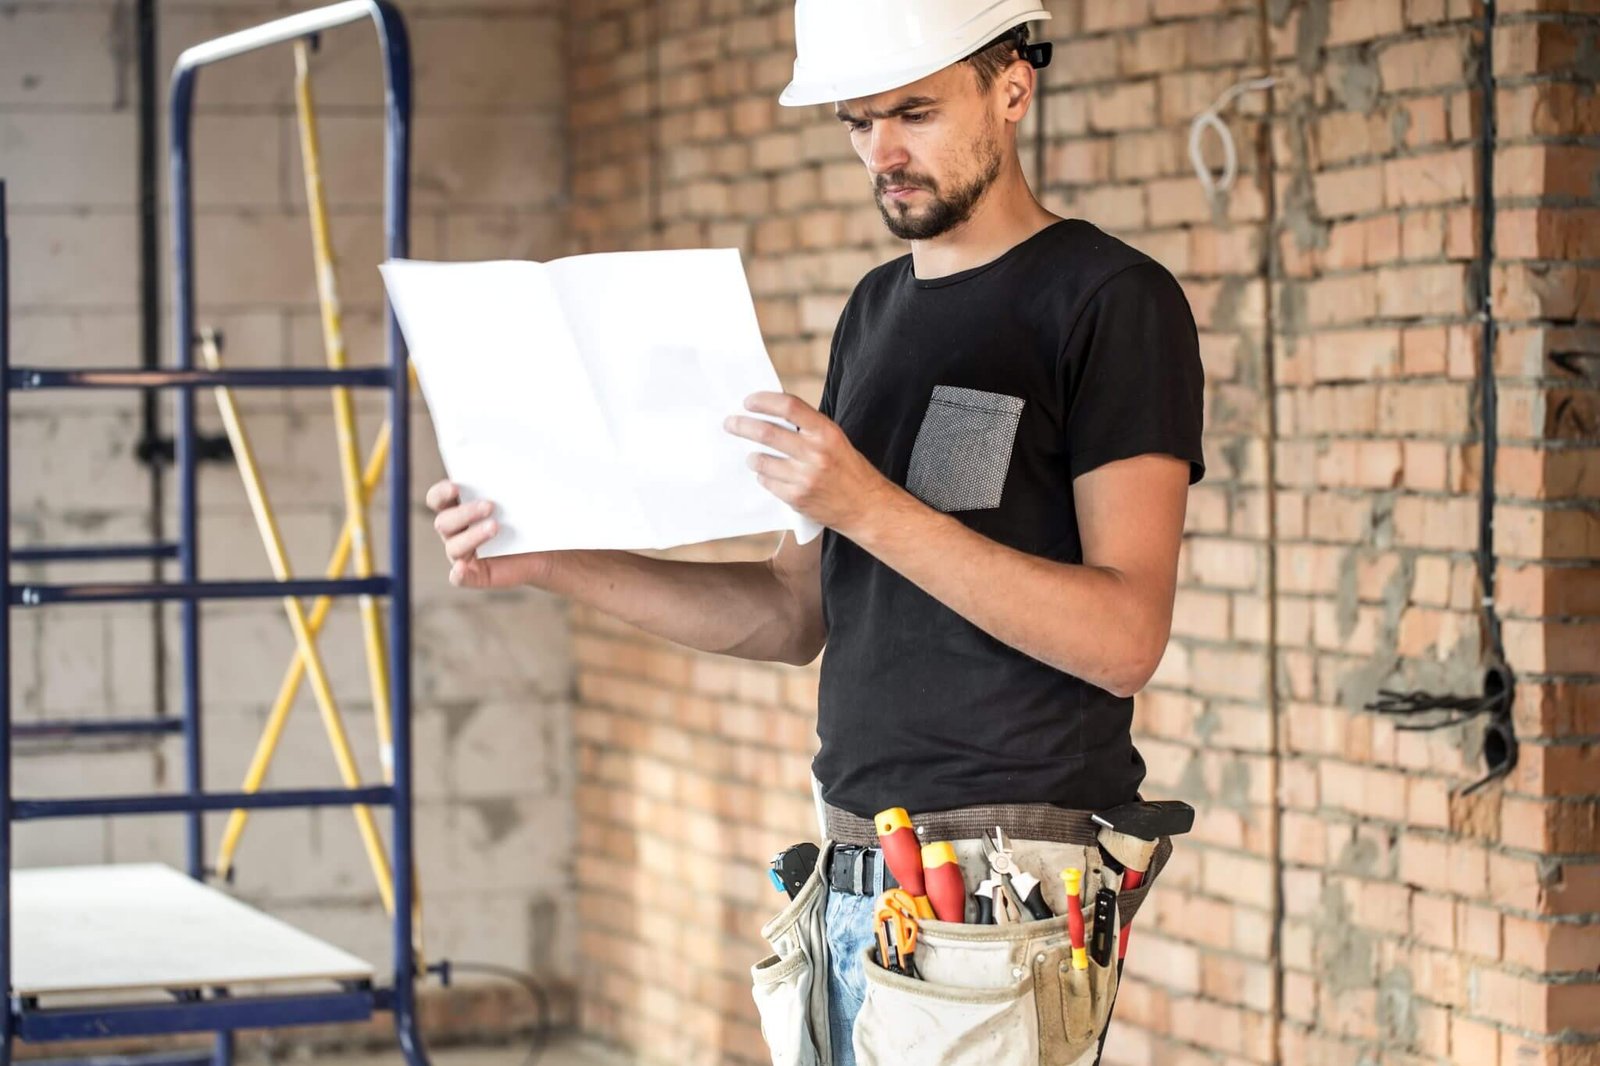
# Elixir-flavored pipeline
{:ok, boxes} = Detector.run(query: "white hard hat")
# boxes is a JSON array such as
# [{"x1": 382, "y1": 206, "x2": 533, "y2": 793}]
[{"x1": 779, "y1": 0, "x2": 1053, "y2": 108}]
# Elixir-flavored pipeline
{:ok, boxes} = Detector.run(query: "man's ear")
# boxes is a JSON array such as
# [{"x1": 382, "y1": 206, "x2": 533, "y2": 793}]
[{"x1": 1002, "y1": 62, "x2": 1034, "y2": 119}]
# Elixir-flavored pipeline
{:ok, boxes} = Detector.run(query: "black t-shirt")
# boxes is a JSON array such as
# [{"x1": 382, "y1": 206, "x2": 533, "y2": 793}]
[{"x1": 813, "y1": 218, "x2": 1205, "y2": 818}]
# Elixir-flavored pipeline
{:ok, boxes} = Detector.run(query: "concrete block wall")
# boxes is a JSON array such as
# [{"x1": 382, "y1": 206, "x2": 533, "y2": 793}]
[
  {"x1": 564, "y1": 1, "x2": 1600, "y2": 1064},
  {"x1": 2, "y1": 0, "x2": 576, "y2": 1028}
]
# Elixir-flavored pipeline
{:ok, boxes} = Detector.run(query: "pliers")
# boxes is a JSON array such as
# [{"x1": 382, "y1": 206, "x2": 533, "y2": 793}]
[{"x1": 980, "y1": 828, "x2": 1029, "y2": 924}]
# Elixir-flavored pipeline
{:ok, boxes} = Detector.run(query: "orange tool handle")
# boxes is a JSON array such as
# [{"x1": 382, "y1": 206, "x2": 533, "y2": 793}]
[
  {"x1": 920, "y1": 841, "x2": 966, "y2": 923},
  {"x1": 875, "y1": 807, "x2": 928, "y2": 903},
  {"x1": 875, "y1": 889, "x2": 921, "y2": 967},
  {"x1": 874, "y1": 918, "x2": 896, "y2": 970}
]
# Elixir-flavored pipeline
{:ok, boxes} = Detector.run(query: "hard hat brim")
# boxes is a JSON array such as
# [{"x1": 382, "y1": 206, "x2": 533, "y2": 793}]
[{"x1": 778, "y1": 10, "x2": 1050, "y2": 108}]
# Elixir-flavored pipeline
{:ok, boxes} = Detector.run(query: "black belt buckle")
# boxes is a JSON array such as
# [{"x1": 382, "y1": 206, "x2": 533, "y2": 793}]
[{"x1": 827, "y1": 844, "x2": 898, "y2": 896}]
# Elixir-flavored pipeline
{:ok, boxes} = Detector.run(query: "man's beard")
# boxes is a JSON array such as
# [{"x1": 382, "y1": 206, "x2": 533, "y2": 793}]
[{"x1": 873, "y1": 139, "x2": 1003, "y2": 241}]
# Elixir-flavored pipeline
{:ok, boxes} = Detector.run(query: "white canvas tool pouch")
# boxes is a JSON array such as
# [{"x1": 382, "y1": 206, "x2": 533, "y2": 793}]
[
  {"x1": 750, "y1": 840, "x2": 835, "y2": 1066},
  {"x1": 850, "y1": 838, "x2": 1125, "y2": 1066},
  {"x1": 754, "y1": 790, "x2": 1175, "y2": 1066}
]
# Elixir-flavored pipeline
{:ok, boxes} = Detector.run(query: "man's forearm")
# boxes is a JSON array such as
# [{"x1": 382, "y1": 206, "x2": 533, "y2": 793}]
[
  {"x1": 847, "y1": 488, "x2": 1163, "y2": 697},
  {"x1": 535, "y1": 550, "x2": 822, "y2": 665}
]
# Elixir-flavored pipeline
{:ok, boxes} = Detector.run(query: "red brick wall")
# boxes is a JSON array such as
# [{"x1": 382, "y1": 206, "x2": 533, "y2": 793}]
[{"x1": 564, "y1": 1, "x2": 1600, "y2": 1063}]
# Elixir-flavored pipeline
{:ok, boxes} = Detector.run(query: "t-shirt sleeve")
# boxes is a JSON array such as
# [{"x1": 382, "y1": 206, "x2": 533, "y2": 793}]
[
  {"x1": 1062, "y1": 260, "x2": 1206, "y2": 485},
  {"x1": 818, "y1": 332, "x2": 841, "y2": 420},
  {"x1": 817, "y1": 287, "x2": 855, "y2": 421}
]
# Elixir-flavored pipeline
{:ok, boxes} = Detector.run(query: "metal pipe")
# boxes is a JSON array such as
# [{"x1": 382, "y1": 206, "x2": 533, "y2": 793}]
[
  {"x1": 13, "y1": 543, "x2": 179, "y2": 563},
  {"x1": 137, "y1": 0, "x2": 166, "y2": 743},
  {"x1": 370, "y1": 0, "x2": 423, "y2": 1045},
  {"x1": 168, "y1": 50, "x2": 204, "y2": 883},
  {"x1": 13, "y1": 786, "x2": 394, "y2": 821},
  {"x1": 13, "y1": 717, "x2": 184, "y2": 739},
  {"x1": 173, "y1": 1, "x2": 376, "y2": 69},
  {"x1": 11, "y1": 367, "x2": 390, "y2": 389},
  {"x1": 0, "y1": 179, "x2": 15, "y2": 1066},
  {"x1": 16, "y1": 989, "x2": 375, "y2": 1042},
  {"x1": 11, "y1": 577, "x2": 389, "y2": 606}
]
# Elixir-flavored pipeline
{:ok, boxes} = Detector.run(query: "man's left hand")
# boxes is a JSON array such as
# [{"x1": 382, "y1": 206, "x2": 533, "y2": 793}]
[{"x1": 725, "y1": 391, "x2": 899, "y2": 534}]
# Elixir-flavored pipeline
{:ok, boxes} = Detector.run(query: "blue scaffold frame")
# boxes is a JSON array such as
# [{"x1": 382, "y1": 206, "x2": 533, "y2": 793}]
[{"x1": 0, "y1": 3, "x2": 427, "y2": 1065}]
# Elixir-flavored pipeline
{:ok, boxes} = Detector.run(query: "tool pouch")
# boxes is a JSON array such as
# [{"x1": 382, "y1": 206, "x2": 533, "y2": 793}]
[
  {"x1": 751, "y1": 839, "x2": 835, "y2": 1066},
  {"x1": 850, "y1": 836, "x2": 1172, "y2": 1066}
]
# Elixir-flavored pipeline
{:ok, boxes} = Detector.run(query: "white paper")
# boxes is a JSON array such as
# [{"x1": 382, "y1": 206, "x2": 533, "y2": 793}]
[{"x1": 380, "y1": 250, "x2": 823, "y2": 556}]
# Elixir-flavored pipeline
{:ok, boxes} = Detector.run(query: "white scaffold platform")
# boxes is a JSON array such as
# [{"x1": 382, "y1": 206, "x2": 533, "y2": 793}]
[{"x1": 12, "y1": 863, "x2": 375, "y2": 997}]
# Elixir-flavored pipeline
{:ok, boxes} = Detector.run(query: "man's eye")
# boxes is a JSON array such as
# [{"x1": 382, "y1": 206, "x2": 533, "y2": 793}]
[
  {"x1": 847, "y1": 120, "x2": 871, "y2": 133},
  {"x1": 902, "y1": 112, "x2": 928, "y2": 124}
]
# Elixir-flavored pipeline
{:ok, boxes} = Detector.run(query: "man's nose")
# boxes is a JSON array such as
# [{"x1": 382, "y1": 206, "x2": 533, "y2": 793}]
[{"x1": 865, "y1": 125, "x2": 910, "y2": 176}]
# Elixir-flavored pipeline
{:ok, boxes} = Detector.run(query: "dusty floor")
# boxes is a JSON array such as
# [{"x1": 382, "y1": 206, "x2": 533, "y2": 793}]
[{"x1": 324, "y1": 1040, "x2": 636, "y2": 1066}]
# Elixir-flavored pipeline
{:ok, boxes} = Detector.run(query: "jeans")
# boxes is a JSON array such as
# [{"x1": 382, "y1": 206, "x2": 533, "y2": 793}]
[{"x1": 823, "y1": 869, "x2": 891, "y2": 1066}]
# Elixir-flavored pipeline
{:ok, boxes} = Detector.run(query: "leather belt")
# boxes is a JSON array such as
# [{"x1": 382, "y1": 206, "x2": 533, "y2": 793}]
[{"x1": 823, "y1": 799, "x2": 1101, "y2": 848}]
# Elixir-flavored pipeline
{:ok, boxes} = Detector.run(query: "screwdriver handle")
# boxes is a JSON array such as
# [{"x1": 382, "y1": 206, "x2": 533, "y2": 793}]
[
  {"x1": 875, "y1": 807, "x2": 927, "y2": 899},
  {"x1": 1118, "y1": 867, "x2": 1145, "y2": 961},
  {"x1": 1063, "y1": 867, "x2": 1088, "y2": 969},
  {"x1": 921, "y1": 841, "x2": 966, "y2": 923},
  {"x1": 1012, "y1": 871, "x2": 1054, "y2": 921}
]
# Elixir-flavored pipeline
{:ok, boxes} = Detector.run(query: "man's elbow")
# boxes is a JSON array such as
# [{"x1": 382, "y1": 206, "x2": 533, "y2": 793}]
[
  {"x1": 779, "y1": 646, "x2": 822, "y2": 668},
  {"x1": 768, "y1": 602, "x2": 826, "y2": 666},
  {"x1": 1105, "y1": 643, "x2": 1165, "y2": 698},
  {"x1": 1104, "y1": 674, "x2": 1142, "y2": 700},
  {"x1": 780, "y1": 627, "x2": 827, "y2": 667}
]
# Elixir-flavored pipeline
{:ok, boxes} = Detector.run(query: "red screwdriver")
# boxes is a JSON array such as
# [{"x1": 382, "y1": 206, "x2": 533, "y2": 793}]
[
  {"x1": 920, "y1": 841, "x2": 967, "y2": 923},
  {"x1": 1118, "y1": 867, "x2": 1144, "y2": 962},
  {"x1": 874, "y1": 807, "x2": 934, "y2": 919},
  {"x1": 1062, "y1": 867, "x2": 1088, "y2": 971}
]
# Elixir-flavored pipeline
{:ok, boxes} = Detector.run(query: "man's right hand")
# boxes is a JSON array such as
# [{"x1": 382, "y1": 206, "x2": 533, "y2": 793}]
[
  {"x1": 425, "y1": 479, "x2": 555, "y2": 589},
  {"x1": 424, "y1": 477, "x2": 825, "y2": 664}
]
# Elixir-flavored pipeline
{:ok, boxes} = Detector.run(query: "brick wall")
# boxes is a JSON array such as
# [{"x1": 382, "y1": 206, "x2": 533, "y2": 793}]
[
  {"x1": 5, "y1": 0, "x2": 1595, "y2": 1062},
  {"x1": 1264, "y1": 2, "x2": 1600, "y2": 1062},
  {"x1": 2, "y1": 0, "x2": 576, "y2": 1028},
  {"x1": 565, "y1": 1, "x2": 1600, "y2": 1064}
]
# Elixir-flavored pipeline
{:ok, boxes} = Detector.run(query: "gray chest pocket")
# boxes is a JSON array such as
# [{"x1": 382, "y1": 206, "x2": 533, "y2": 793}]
[{"x1": 904, "y1": 385, "x2": 1025, "y2": 512}]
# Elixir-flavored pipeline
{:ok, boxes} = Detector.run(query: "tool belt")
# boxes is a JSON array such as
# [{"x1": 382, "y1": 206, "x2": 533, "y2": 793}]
[
  {"x1": 752, "y1": 798, "x2": 1183, "y2": 1066},
  {"x1": 824, "y1": 798, "x2": 1172, "y2": 931}
]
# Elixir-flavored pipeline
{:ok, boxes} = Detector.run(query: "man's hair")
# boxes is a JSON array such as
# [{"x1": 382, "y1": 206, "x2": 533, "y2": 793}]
[{"x1": 964, "y1": 27, "x2": 1028, "y2": 92}]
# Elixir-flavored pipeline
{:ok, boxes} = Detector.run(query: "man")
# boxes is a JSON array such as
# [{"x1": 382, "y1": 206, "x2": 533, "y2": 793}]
[{"x1": 427, "y1": 2, "x2": 1204, "y2": 1061}]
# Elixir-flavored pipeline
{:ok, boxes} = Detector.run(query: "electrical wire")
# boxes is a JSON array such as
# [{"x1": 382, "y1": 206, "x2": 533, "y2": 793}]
[
  {"x1": 1359, "y1": 0, "x2": 1517, "y2": 798},
  {"x1": 1187, "y1": 76, "x2": 1277, "y2": 198},
  {"x1": 444, "y1": 960, "x2": 564, "y2": 1066},
  {"x1": 1362, "y1": 687, "x2": 1508, "y2": 731}
]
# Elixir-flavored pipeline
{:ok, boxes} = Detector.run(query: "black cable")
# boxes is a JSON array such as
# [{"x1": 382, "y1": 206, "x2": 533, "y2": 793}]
[
  {"x1": 137, "y1": 0, "x2": 167, "y2": 725},
  {"x1": 444, "y1": 960, "x2": 564, "y2": 1066},
  {"x1": 1474, "y1": 0, "x2": 1505, "y2": 666},
  {"x1": 1364, "y1": 688, "x2": 1502, "y2": 719},
  {"x1": 1359, "y1": 0, "x2": 1517, "y2": 796}
]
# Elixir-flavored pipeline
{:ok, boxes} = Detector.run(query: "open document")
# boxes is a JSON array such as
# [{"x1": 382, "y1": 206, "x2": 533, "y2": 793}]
[{"x1": 379, "y1": 250, "x2": 823, "y2": 556}]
